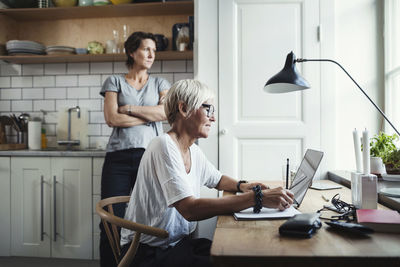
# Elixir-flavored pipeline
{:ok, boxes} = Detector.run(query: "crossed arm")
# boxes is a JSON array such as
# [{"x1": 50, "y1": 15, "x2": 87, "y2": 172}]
[
  {"x1": 103, "y1": 89, "x2": 168, "y2": 127},
  {"x1": 173, "y1": 175, "x2": 294, "y2": 221}
]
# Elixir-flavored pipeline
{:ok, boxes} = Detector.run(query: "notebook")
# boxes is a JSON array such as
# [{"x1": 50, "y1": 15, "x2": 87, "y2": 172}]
[
  {"x1": 233, "y1": 149, "x2": 324, "y2": 220},
  {"x1": 356, "y1": 209, "x2": 400, "y2": 233}
]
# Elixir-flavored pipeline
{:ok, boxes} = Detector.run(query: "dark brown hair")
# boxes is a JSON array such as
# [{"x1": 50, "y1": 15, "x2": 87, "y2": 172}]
[{"x1": 124, "y1": 31, "x2": 156, "y2": 69}]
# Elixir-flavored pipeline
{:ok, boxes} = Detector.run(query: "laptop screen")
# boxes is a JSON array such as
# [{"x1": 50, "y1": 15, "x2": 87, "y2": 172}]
[{"x1": 289, "y1": 149, "x2": 324, "y2": 207}]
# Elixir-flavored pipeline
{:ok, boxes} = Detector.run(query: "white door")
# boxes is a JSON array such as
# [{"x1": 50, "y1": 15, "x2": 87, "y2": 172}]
[
  {"x1": 51, "y1": 157, "x2": 92, "y2": 259},
  {"x1": 219, "y1": 0, "x2": 321, "y2": 181},
  {"x1": 11, "y1": 157, "x2": 51, "y2": 257}
]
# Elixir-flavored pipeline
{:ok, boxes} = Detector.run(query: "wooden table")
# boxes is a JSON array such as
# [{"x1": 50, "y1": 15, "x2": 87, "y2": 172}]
[{"x1": 210, "y1": 180, "x2": 400, "y2": 267}]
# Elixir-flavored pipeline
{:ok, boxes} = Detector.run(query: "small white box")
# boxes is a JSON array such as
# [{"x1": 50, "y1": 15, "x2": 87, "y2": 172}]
[{"x1": 351, "y1": 172, "x2": 377, "y2": 209}]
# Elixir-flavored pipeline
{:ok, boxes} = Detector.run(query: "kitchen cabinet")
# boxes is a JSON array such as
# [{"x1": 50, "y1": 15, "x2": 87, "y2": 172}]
[
  {"x1": 0, "y1": 1, "x2": 194, "y2": 64},
  {"x1": 92, "y1": 157, "x2": 104, "y2": 260},
  {"x1": 0, "y1": 157, "x2": 10, "y2": 256},
  {"x1": 11, "y1": 157, "x2": 92, "y2": 259}
]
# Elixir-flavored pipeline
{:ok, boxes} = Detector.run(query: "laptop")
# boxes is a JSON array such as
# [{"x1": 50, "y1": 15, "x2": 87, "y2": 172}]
[
  {"x1": 290, "y1": 149, "x2": 324, "y2": 208},
  {"x1": 233, "y1": 149, "x2": 323, "y2": 220}
]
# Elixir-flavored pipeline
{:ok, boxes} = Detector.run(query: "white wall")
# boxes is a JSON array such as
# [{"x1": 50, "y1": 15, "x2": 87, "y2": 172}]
[{"x1": 334, "y1": 0, "x2": 384, "y2": 170}]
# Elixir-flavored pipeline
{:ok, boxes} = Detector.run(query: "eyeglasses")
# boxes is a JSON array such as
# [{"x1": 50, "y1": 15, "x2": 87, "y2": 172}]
[{"x1": 201, "y1": 104, "x2": 215, "y2": 118}]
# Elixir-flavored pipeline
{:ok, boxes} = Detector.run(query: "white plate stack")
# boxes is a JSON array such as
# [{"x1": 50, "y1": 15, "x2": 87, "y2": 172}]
[
  {"x1": 46, "y1": 46, "x2": 76, "y2": 55},
  {"x1": 6, "y1": 40, "x2": 46, "y2": 55}
]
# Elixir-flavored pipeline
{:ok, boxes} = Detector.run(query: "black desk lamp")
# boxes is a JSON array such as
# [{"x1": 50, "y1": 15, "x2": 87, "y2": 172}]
[{"x1": 264, "y1": 51, "x2": 400, "y2": 136}]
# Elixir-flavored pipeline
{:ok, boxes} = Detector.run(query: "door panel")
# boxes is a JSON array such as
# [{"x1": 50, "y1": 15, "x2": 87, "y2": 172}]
[
  {"x1": 219, "y1": 0, "x2": 321, "y2": 181},
  {"x1": 11, "y1": 157, "x2": 51, "y2": 257},
  {"x1": 51, "y1": 157, "x2": 92, "y2": 259}
]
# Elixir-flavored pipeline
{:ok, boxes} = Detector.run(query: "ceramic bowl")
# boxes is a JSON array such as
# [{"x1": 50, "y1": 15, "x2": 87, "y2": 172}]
[{"x1": 52, "y1": 0, "x2": 77, "y2": 7}]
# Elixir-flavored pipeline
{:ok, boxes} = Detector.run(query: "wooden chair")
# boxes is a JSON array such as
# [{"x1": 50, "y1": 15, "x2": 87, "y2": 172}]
[{"x1": 96, "y1": 196, "x2": 169, "y2": 267}]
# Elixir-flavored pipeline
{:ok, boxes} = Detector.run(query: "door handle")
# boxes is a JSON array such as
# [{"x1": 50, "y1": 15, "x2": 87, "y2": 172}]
[
  {"x1": 53, "y1": 175, "x2": 57, "y2": 242},
  {"x1": 40, "y1": 175, "x2": 45, "y2": 241},
  {"x1": 220, "y1": 129, "x2": 227, "y2": 135}
]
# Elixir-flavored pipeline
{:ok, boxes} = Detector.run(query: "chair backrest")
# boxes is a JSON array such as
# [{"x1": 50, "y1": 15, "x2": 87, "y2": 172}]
[{"x1": 96, "y1": 196, "x2": 169, "y2": 267}]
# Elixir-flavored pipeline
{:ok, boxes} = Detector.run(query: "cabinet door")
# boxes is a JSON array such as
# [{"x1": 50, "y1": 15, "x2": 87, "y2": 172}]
[
  {"x1": 0, "y1": 157, "x2": 11, "y2": 256},
  {"x1": 11, "y1": 157, "x2": 51, "y2": 257},
  {"x1": 51, "y1": 157, "x2": 92, "y2": 259}
]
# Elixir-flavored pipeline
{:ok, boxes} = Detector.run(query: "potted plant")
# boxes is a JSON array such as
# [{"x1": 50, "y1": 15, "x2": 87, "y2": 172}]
[
  {"x1": 385, "y1": 149, "x2": 400, "y2": 174},
  {"x1": 369, "y1": 132, "x2": 398, "y2": 175}
]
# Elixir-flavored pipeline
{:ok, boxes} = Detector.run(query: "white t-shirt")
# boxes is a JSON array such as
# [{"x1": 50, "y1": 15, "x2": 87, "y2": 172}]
[{"x1": 120, "y1": 134, "x2": 222, "y2": 248}]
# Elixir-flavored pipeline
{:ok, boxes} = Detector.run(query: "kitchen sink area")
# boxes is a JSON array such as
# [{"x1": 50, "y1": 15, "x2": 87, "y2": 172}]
[{"x1": 0, "y1": 147, "x2": 106, "y2": 157}]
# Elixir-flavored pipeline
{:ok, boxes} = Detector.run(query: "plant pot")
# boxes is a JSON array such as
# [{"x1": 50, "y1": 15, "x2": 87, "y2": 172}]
[
  {"x1": 370, "y1": 156, "x2": 386, "y2": 175},
  {"x1": 384, "y1": 163, "x2": 400, "y2": 175}
]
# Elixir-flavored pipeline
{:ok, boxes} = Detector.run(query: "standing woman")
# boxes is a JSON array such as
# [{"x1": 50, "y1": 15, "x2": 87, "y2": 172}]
[{"x1": 99, "y1": 31, "x2": 170, "y2": 267}]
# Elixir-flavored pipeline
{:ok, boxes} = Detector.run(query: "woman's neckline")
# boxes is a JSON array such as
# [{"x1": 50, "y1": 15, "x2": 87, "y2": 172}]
[{"x1": 124, "y1": 73, "x2": 151, "y2": 91}]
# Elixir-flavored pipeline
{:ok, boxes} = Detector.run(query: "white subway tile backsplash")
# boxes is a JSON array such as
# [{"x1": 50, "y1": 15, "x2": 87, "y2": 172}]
[
  {"x1": 45, "y1": 87, "x2": 66, "y2": 99},
  {"x1": 88, "y1": 124, "x2": 101, "y2": 135},
  {"x1": 0, "y1": 77, "x2": 11, "y2": 87},
  {"x1": 68, "y1": 87, "x2": 89, "y2": 99},
  {"x1": 11, "y1": 77, "x2": 32, "y2": 88},
  {"x1": 153, "y1": 73, "x2": 173, "y2": 85},
  {"x1": 56, "y1": 75, "x2": 78, "y2": 87},
  {"x1": 22, "y1": 88, "x2": 44, "y2": 99},
  {"x1": 78, "y1": 99, "x2": 102, "y2": 111},
  {"x1": 91, "y1": 62, "x2": 113, "y2": 74},
  {"x1": 113, "y1": 62, "x2": 128, "y2": 74},
  {"x1": 43, "y1": 124, "x2": 56, "y2": 136},
  {"x1": 173, "y1": 73, "x2": 194, "y2": 83},
  {"x1": 43, "y1": 111, "x2": 59, "y2": 124},
  {"x1": 90, "y1": 111, "x2": 105, "y2": 123},
  {"x1": 162, "y1": 60, "x2": 186, "y2": 72},
  {"x1": 149, "y1": 61, "x2": 161, "y2": 73},
  {"x1": 12, "y1": 100, "x2": 32, "y2": 111},
  {"x1": 90, "y1": 87, "x2": 103, "y2": 99},
  {"x1": 1, "y1": 88, "x2": 21, "y2": 99},
  {"x1": 22, "y1": 64, "x2": 44, "y2": 76},
  {"x1": 79, "y1": 75, "x2": 101, "y2": 86},
  {"x1": 67, "y1": 63, "x2": 89, "y2": 74},
  {"x1": 0, "y1": 100, "x2": 10, "y2": 111},
  {"x1": 34, "y1": 100, "x2": 55, "y2": 111},
  {"x1": 45, "y1": 64, "x2": 66, "y2": 75},
  {"x1": 1, "y1": 64, "x2": 21, "y2": 76},
  {"x1": 56, "y1": 99, "x2": 78, "y2": 110},
  {"x1": 34, "y1": 76, "x2": 55, "y2": 87},
  {"x1": 1, "y1": 60, "x2": 192, "y2": 142},
  {"x1": 101, "y1": 124, "x2": 113, "y2": 136}
]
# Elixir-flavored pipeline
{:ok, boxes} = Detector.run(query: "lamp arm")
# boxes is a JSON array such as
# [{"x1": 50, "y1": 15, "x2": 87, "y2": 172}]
[{"x1": 296, "y1": 58, "x2": 400, "y2": 136}]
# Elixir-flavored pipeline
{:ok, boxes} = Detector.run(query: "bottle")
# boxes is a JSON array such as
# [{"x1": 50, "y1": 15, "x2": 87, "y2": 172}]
[{"x1": 41, "y1": 128, "x2": 47, "y2": 149}]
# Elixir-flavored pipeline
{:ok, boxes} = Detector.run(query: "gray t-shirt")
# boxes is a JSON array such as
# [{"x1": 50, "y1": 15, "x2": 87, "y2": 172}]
[{"x1": 100, "y1": 75, "x2": 170, "y2": 152}]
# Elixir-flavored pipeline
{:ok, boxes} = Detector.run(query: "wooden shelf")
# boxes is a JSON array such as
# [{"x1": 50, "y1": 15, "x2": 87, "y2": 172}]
[
  {"x1": 0, "y1": 51, "x2": 193, "y2": 64},
  {"x1": 0, "y1": 1, "x2": 194, "y2": 21}
]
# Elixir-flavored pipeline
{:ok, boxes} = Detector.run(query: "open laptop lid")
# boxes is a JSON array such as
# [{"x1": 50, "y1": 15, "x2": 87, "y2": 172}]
[{"x1": 289, "y1": 149, "x2": 324, "y2": 208}]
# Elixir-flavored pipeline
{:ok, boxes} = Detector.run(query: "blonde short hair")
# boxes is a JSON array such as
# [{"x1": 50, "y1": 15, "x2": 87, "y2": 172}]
[{"x1": 164, "y1": 79, "x2": 215, "y2": 125}]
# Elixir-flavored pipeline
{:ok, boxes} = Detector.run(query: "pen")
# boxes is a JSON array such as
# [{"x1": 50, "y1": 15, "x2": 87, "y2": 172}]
[
  {"x1": 286, "y1": 158, "x2": 289, "y2": 189},
  {"x1": 321, "y1": 195, "x2": 329, "y2": 202}
]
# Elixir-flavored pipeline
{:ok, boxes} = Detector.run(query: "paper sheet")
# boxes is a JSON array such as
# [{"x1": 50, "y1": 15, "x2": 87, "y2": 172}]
[{"x1": 233, "y1": 205, "x2": 301, "y2": 220}]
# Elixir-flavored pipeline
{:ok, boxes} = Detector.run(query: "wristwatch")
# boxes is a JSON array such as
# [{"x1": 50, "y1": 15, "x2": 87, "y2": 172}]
[{"x1": 236, "y1": 180, "x2": 248, "y2": 192}]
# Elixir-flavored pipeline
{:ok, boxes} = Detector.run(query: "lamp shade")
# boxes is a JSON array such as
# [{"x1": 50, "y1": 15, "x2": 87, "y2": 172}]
[{"x1": 264, "y1": 51, "x2": 310, "y2": 93}]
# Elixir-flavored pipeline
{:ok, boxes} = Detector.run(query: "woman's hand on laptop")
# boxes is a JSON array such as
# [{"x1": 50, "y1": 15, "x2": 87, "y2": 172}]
[{"x1": 262, "y1": 187, "x2": 294, "y2": 211}]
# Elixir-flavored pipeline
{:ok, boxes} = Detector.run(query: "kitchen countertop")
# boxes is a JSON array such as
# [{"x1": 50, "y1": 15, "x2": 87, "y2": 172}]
[
  {"x1": 328, "y1": 170, "x2": 400, "y2": 211},
  {"x1": 0, "y1": 148, "x2": 106, "y2": 157}
]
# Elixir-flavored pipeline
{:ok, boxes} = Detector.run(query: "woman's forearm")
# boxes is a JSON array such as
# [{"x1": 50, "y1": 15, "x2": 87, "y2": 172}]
[
  {"x1": 105, "y1": 111, "x2": 148, "y2": 127},
  {"x1": 173, "y1": 193, "x2": 255, "y2": 221},
  {"x1": 119, "y1": 104, "x2": 167, "y2": 122}
]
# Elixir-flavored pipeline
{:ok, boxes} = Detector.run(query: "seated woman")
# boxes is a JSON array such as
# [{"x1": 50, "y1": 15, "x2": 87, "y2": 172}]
[{"x1": 120, "y1": 79, "x2": 294, "y2": 266}]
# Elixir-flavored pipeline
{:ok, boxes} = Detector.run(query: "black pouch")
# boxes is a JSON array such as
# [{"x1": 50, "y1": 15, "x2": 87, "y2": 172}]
[{"x1": 279, "y1": 213, "x2": 322, "y2": 238}]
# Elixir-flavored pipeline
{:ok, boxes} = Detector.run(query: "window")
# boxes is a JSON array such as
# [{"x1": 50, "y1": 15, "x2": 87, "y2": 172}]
[{"x1": 384, "y1": 0, "x2": 400, "y2": 139}]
